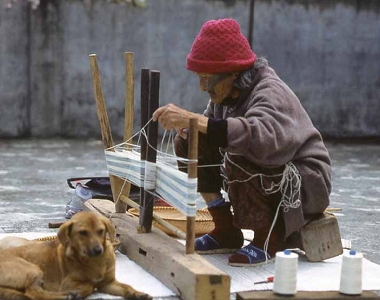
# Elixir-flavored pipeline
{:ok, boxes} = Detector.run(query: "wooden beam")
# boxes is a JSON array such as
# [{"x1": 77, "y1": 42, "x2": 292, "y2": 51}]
[
  {"x1": 237, "y1": 290, "x2": 380, "y2": 300},
  {"x1": 112, "y1": 211, "x2": 230, "y2": 300}
]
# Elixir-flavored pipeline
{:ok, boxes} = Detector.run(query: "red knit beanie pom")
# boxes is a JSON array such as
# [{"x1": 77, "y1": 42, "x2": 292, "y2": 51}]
[{"x1": 187, "y1": 18, "x2": 256, "y2": 74}]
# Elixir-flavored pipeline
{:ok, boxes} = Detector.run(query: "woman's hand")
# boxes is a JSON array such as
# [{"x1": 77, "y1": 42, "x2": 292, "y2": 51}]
[
  {"x1": 152, "y1": 104, "x2": 194, "y2": 130},
  {"x1": 153, "y1": 103, "x2": 208, "y2": 134}
]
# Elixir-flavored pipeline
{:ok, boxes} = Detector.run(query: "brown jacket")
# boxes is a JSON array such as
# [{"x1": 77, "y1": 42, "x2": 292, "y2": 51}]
[{"x1": 204, "y1": 66, "x2": 332, "y2": 237}]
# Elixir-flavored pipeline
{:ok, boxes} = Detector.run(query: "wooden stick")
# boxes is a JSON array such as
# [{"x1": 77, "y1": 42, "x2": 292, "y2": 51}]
[
  {"x1": 120, "y1": 195, "x2": 186, "y2": 239},
  {"x1": 325, "y1": 207, "x2": 342, "y2": 212},
  {"x1": 89, "y1": 54, "x2": 114, "y2": 149},
  {"x1": 48, "y1": 222, "x2": 63, "y2": 228},
  {"x1": 89, "y1": 54, "x2": 127, "y2": 212},
  {"x1": 186, "y1": 118, "x2": 198, "y2": 254},
  {"x1": 140, "y1": 70, "x2": 160, "y2": 233},
  {"x1": 112, "y1": 52, "x2": 135, "y2": 213},
  {"x1": 124, "y1": 52, "x2": 134, "y2": 145}
]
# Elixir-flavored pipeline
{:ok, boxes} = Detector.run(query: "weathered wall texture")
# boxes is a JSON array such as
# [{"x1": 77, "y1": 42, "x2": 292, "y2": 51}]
[{"x1": 0, "y1": 0, "x2": 379, "y2": 139}]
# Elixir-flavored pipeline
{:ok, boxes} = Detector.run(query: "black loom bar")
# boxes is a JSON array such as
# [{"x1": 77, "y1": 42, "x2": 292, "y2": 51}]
[
  {"x1": 139, "y1": 68, "x2": 150, "y2": 217},
  {"x1": 146, "y1": 70, "x2": 159, "y2": 163},
  {"x1": 140, "y1": 70, "x2": 160, "y2": 232}
]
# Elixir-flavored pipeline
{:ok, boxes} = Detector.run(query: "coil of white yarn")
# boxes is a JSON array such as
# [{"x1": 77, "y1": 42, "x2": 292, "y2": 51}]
[
  {"x1": 273, "y1": 250, "x2": 298, "y2": 295},
  {"x1": 339, "y1": 250, "x2": 363, "y2": 295}
]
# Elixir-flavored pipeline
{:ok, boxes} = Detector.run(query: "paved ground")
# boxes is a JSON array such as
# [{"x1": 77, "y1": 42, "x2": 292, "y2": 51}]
[{"x1": 0, "y1": 138, "x2": 379, "y2": 268}]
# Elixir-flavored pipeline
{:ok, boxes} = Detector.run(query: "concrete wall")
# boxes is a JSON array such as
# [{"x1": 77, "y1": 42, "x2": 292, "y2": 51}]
[{"x1": 1, "y1": 0, "x2": 379, "y2": 139}]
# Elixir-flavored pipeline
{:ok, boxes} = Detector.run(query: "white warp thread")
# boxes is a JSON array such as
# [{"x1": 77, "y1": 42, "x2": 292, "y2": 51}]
[
  {"x1": 104, "y1": 148, "x2": 201, "y2": 216},
  {"x1": 144, "y1": 161, "x2": 157, "y2": 191},
  {"x1": 105, "y1": 149, "x2": 144, "y2": 188}
]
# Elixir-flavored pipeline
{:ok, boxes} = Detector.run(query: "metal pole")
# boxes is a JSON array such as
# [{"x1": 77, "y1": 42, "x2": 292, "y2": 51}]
[{"x1": 248, "y1": 0, "x2": 255, "y2": 50}]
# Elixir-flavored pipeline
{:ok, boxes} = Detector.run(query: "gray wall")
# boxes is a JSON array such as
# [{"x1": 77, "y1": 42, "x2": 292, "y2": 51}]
[{"x1": 1, "y1": 0, "x2": 379, "y2": 139}]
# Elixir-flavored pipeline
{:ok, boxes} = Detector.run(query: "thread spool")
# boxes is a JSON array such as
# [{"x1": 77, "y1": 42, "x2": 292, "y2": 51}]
[
  {"x1": 273, "y1": 250, "x2": 298, "y2": 295},
  {"x1": 339, "y1": 250, "x2": 363, "y2": 295}
]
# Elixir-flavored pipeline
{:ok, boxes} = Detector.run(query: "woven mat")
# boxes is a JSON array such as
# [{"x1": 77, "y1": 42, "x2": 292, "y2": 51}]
[{"x1": 128, "y1": 206, "x2": 214, "y2": 236}]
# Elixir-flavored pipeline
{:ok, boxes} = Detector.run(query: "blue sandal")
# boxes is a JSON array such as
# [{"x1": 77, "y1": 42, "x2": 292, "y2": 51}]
[
  {"x1": 195, "y1": 234, "x2": 241, "y2": 254},
  {"x1": 228, "y1": 244, "x2": 272, "y2": 266}
]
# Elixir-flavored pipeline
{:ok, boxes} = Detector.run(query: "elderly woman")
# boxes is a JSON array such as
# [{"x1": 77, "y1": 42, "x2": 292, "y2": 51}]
[{"x1": 153, "y1": 18, "x2": 332, "y2": 266}]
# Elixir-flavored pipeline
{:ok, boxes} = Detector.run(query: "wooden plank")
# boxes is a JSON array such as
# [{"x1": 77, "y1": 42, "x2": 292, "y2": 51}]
[
  {"x1": 301, "y1": 212, "x2": 343, "y2": 262},
  {"x1": 84, "y1": 199, "x2": 230, "y2": 300},
  {"x1": 84, "y1": 198, "x2": 116, "y2": 218},
  {"x1": 237, "y1": 290, "x2": 380, "y2": 300},
  {"x1": 113, "y1": 213, "x2": 230, "y2": 300}
]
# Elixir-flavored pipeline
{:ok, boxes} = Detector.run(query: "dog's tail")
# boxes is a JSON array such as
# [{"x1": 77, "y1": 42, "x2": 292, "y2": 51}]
[{"x1": 0, "y1": 287, "x2": 32, "y2": 300}]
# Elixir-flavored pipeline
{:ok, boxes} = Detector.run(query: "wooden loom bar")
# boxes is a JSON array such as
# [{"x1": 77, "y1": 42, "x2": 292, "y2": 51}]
[
  {"x1": 186, "y1": 118, "x2": 198, "y2": 254},
  {"x1": 117, "y1": 52, "x2": 135, "y2": 212},
  {"x1": 112, "y1": 52, "x2": 135, "y2": 213},
  {"x1": 140, "y1": 70, "x2": 160, "y2": 233},
  {"x1": 89, "y1": 54, "x2": 127, "y2": 209},
  {"x1": 89, "y1": 54, "x2": 114, "y2": 149},
  {"x1": 124, "y1": 52, "x2": 134, "y2": 144},
  {"x1": 140, "y1": 68, "x2": 150, "y2": 162},
  {"x1": 139, "y1": 68, "x2": 149, "y2": 230},
  {"x1": 139, "y1": 68, "x2": 150, "y2": 231},
  {"x1": 119, "y1": 195, "x2": 186, "y2": 239}
]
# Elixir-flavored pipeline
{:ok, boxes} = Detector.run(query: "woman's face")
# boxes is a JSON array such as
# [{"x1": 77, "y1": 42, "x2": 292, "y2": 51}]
[{"x1": 196, "y1": 72, "x2": 238, "y2": 104}]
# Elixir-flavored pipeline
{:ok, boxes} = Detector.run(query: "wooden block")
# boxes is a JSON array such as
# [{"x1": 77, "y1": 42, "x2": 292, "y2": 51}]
[
  {"x1": 301, "y1": 213, "x2": 343, "y2": 262},
  {"x1": 84, "y1": 198, "x2": 116, "y2": 218},
  {"x1": 85, "y1": 199, "x2": 230, "y2": 300},
  {"x1": 237, "y1": 290, "x2": 380, "y2": 300}
]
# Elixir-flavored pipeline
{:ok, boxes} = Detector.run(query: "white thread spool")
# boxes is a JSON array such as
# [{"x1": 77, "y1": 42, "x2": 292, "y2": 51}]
[
  {"x1": 144, "y1": 161, "x2": 157, "y2": 190},
  {"x1": 339, "y1": 250, "x2": 363, "y2": 295},
  {"x1": 273, "y1": 250, "x2": 298, "y2": 295}
]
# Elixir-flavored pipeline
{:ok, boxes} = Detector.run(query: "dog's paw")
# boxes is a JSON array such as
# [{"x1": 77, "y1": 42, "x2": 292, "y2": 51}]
[
  {"x1": 132, "y1": 293, "x2": 152, "y2": 300},
  {"x1": 66, "y1": 291, "x2": 84, "y2": 300}
]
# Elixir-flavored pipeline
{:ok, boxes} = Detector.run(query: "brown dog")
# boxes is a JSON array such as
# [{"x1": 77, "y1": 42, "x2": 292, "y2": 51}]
[{"x1": 0, "y1": 211, "x2": 152, "y2": 300}]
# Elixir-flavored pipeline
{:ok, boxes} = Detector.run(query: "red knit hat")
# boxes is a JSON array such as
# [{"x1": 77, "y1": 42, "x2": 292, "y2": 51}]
[{"x1": 187, "y1": 18, "x2": 256, "y2": 74}]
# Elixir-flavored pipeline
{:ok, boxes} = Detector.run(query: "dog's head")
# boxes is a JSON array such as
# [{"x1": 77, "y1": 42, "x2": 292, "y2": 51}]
[{"x1": 58, "y1": 211, "x2": 115, "y2": 258}]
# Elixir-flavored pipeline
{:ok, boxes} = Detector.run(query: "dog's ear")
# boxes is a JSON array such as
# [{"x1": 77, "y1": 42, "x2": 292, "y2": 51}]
[
  {"x1": 58, "y1": 220, "x2": 74, "y2": 245},
  {"x1": 101, "y1": 216, "x2": 115, "y2": 243}
]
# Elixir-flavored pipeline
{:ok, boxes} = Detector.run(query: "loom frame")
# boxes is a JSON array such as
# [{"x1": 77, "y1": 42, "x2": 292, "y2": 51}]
[{"x1": 88, "y1": 52, "x2": 230, "y2": 300}]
